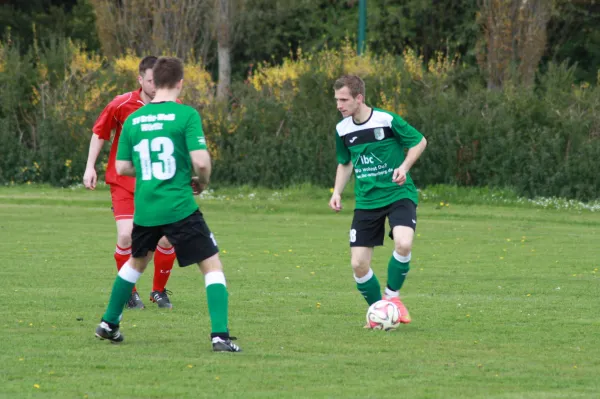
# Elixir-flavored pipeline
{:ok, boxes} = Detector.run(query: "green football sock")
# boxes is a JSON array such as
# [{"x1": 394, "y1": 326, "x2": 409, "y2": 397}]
[
  {"x1": 355, "y1": 269, "x2": 382, "y2": 305},
  {"x1": 205, "y1": 272, "x2": 229, "y2": 335},
  {"x1": 387, "y1": 251, "x2": 411, "y2": 292},
  {"x1": 103, "y1": 273, "x2": 138, "y2": 325}
]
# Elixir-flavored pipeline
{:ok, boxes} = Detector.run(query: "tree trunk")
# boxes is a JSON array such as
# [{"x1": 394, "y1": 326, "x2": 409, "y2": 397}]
[
  {"x1": 217, "y1": 0, "x2": 231, "y2": 100},
  {"x1": 476, "y1": 0, "x2": 551, "y2": 89}
]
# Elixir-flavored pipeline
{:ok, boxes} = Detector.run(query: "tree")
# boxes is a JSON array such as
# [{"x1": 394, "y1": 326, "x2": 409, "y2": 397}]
[
  {"x1": 0, "y1": 0, "x2": 100, "y2": 52},
  {"x1": 476, "y1": 0, "x2": 552, "y2": 89},
  {"x1": 544, "y1": 0, "x2": 600, "y2": 83},
  {"x1": 89, "y1": 0, "x2": 214, "y2": 62},
  {"x1": 216, "y1": 0, "x2": 231, "y2": 100}
]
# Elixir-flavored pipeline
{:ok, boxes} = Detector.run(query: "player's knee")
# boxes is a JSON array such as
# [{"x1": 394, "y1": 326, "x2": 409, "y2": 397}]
[
  {"x1": 158, "y1": 236, "x2": 172, "y2": 248},
  {"x1": 199, "y1": 253, "x2": 223, "y2": 274},
  {"x1": 350, "y1": 257, "x2": 370, "y2": 276},
  {"x1": 394, "y1": 240, "x2": 412, "y2": 256},
  {"x1": 117, "y1": 232, "x2": 132, "y2": 248}
]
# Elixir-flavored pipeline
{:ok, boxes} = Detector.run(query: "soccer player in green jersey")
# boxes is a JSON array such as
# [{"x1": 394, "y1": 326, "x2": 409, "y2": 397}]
[
  {"x1": 94, "y1": 56, "x2": 241, "y2": 352},
  {"x1": 328, "y1": 75, "x2": 427, "y2": 326}
]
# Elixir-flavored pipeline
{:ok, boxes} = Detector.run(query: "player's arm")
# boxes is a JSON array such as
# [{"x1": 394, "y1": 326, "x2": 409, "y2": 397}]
[
  {"x1": 115, "y1": 118, "x2": 135, "y2": 177},
  {"x1": 190, "y1": 150, "x2": 211, "y2": 194},
  {"x1": 329, "y1": 132, "x2": 353, "y2": 212},
  {"x1": 115, "y1": 160, "x2": 135, "y2": 177},
  {"x1": 83, "y1": 134, "x2": 105, "y2": 190},
  {"x1": 185, "y1": 110, "x2": 211, "y2": 194},
  {"x1": 400, "y1": 137, "x2": 426, "y2": 171},
  {"x1": 329, "y1": 162, "x2": 353, "y2": 212},
  {"x1": 84, "y1": 99, "x2": 118, "y2": 189},
  {"x1": 390, "y1": 113, "x2": 427, "y2": 185}
]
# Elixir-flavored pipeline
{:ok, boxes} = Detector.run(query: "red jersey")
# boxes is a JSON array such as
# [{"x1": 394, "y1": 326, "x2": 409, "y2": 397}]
[
  {"x1": 92, "y1": 89, "x2": 182, "y2": 193},
  {"x1": 92, "y1": 89, "x2": 146, "y2": 193}
]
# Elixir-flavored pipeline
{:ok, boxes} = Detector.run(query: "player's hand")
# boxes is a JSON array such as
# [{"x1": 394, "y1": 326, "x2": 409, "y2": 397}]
[
  {"x1": 83, "y1": 167, "x2": 97, "y2": 190},
  {"x1": 191, "y1": 177, "x2": 206, "y2": 195},
  {"x1": 392, "y1": 166, "x2": 407, "y2": 186},
  {"x1": 329, "y1": 193, "x2": 342, "y2": 212}
]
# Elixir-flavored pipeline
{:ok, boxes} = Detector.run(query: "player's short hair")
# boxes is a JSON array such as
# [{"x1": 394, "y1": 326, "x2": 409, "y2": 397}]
[
  {"x1": 153, "y1": 57, "x2": 184, "y2": 89},
  {"x1": 333, "y1": 75, "x2": 365, "y2": 98},
  {"x1": 138, "y1": 56, "x2": 158, "y2": 76}
]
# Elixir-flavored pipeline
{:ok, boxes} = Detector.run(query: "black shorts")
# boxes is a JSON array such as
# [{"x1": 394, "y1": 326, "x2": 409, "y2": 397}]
[
  {"x1": 131, "y1": 210, "x2": 219, "y2": 267},
  {"x1": 350, "y1": 198, "x2": 417, "y2": 247}
]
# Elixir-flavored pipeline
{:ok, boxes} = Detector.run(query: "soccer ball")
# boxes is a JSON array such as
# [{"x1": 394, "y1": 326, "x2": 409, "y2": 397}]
[{"x1": 366, "y1": 299, "x2": 401, "y2": 330}]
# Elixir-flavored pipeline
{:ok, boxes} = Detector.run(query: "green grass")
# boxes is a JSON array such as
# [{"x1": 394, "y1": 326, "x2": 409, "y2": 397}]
[{"x1": 1, "y1": 185, "x2": 599, "y2": 399}]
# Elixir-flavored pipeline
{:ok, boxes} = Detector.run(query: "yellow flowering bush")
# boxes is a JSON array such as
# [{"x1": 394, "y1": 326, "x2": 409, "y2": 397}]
[{"x1": 181, "y1": 57, "x2": 214, "y2": 108}]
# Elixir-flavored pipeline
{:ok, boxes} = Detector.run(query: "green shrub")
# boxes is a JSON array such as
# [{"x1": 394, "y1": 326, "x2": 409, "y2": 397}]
[{"x1": 1, "y1": 39, "x2": 598, "y2": 201}]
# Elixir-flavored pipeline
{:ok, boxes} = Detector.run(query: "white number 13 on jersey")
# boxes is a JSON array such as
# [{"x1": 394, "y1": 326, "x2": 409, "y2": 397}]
[{"x1": 133, "y1": 137, "x2": 176, "y2": 180}]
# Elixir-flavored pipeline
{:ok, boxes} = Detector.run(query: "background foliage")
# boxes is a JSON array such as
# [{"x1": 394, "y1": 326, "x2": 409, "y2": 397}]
[{"x1": 0, "y1": 0, "x2": 599, "y2": 200}]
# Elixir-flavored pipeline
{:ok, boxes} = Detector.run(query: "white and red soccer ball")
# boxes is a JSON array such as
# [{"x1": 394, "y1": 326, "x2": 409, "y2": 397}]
[{"x1": 366, "y1": 299, "x2": 401, "y2": 330}]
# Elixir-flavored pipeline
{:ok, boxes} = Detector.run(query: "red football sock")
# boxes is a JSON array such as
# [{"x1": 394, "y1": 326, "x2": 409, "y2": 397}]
[
  {"x1": 114, "y1": 245, "x2": 136, "y2": 293},
  {"x1": 153, "y1": 245, "x2": 175, "y2": 292}
]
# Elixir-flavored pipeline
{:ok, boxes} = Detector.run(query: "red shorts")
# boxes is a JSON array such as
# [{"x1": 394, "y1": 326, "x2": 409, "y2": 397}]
[{"x1": 110, "y1": 184, "x2": 134, "y2": 221}]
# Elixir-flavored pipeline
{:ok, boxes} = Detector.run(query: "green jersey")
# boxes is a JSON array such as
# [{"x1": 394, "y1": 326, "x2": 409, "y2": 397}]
[
  {"x1": 335, "y1": 108, "x2": 424, "y2": 209},
  {"x1": 117, "y1": 101, "x2": 207, "y2": 226}
]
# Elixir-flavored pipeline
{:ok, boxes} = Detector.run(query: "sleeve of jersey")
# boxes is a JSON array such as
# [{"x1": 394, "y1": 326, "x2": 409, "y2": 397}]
[
  {"x1": 391, "y1": 113, "x2": 424, "y2": 148},
  {"x1": 92, "y1": 99, "x2": 118, "y2": 140},
  {"x1": 116, "y1": 121, "x2": 132, "y2": 161},
  {"x1": 335, "y1": 132, "x2": 351, "y2": 165},
  {"x1": 185, "y1": 111, "x2": 207, "y2": 151}
]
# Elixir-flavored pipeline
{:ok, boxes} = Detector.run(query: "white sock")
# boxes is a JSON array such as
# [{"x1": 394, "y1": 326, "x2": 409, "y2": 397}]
[
  {"x1": 205, "y1": 271, "x2": 227, "y2": 287},
  {"x1": 354, "y1": 268, "x2": 374, "y2": 284},
  {"x1": 118, "y1": 262, "x2": 142, "y2": 283}
]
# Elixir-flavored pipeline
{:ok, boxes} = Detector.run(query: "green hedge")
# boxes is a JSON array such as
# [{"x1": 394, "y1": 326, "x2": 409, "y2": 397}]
[{"x1": 1, "y1": 39, "x2": 599, "y2": 201}]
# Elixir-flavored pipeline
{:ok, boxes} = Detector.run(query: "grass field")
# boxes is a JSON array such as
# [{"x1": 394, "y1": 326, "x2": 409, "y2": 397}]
[{"x1": 1, "y1": 185, "x2": 599, "y2": 399}]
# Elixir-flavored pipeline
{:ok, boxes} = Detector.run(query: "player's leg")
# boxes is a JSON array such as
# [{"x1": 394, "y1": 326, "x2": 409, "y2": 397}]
[
  {"x1": 110, "y1": 185, "x2": 144, "y2": 309},
  {"x1": 384, "y1": 199, "x2": 417, "y2": 324},
  {"x1": 95, "y1": 224, "x2": 161, "y2": 343},
  {"x1": 115, "y1": 219, "x2": 145, "y2": 309},
  {"x1": 165, "y1": 210, "x2": 241, "y2": 352},
  {"x1": 350, "y1": 208, "x2": 386, "y2": 306},
  {"x1": 150, "y1": 235, "x2": 176, "y2": 308},
  {"x1": 351, "y1": 246, "x2": 380, "y2": 305},
  {"x1": 198, "y1": 254, "x2": 240, "y2": 352}
]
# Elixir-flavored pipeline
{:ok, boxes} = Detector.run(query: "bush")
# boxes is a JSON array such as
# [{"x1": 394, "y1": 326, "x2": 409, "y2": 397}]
[{"x1": 1, "y1": 39, "x2": 599, "y2": 201}]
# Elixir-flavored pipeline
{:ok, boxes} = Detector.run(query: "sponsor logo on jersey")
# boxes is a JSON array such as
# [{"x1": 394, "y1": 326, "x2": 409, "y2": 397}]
[{"x1": 349, "y1": 136, "x2": 358, "y2": 143}]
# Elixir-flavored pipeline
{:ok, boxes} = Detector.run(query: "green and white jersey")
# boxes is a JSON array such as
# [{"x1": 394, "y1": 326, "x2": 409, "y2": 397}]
[
  {"x1": 117, "y1": 101, "x2": 207, "y2": 226},
  {"x1": 335, "y1": 108, "x2": 424, "y2": 209}
]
